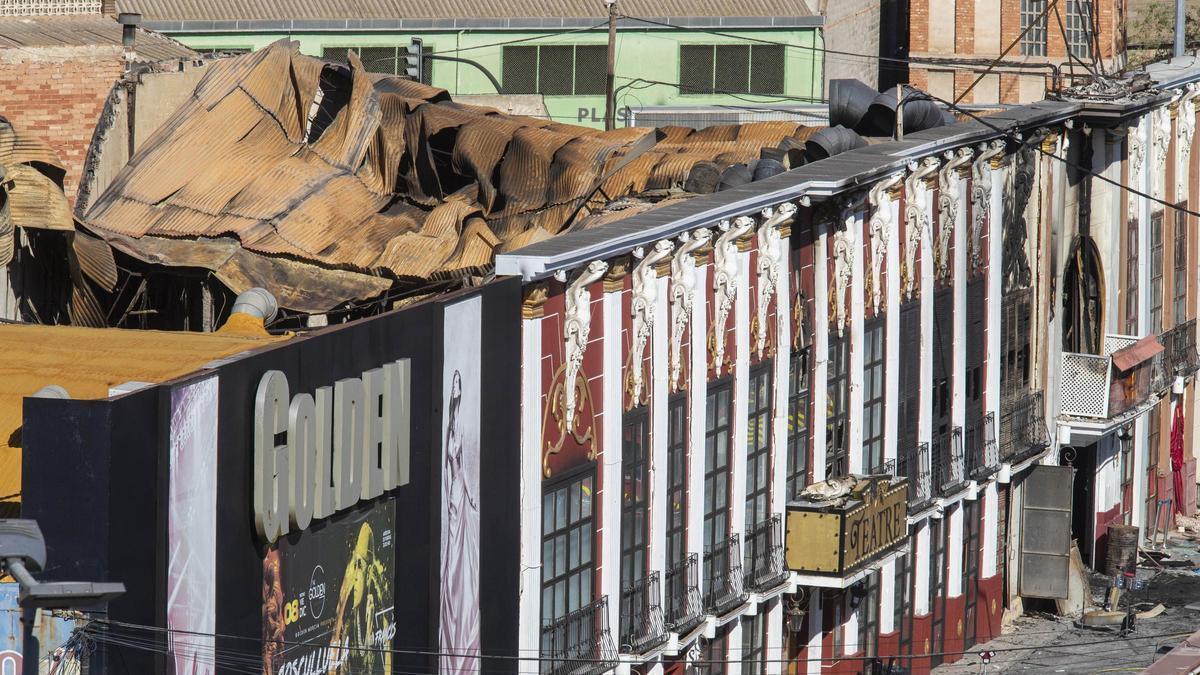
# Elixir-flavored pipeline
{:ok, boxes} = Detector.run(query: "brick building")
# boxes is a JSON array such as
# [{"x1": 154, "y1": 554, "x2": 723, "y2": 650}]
[
  {"x1": 908, "y1": 0, "x2": 1127, "y2": 104},
  {"x1": 0, "y1": 5, "x2": 193, "y2": 204}
]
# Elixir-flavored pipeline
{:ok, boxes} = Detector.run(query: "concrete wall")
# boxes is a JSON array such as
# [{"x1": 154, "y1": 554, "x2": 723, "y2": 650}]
[{"x1": 821, "y1": 0, "x2": 881, "y2": 88}]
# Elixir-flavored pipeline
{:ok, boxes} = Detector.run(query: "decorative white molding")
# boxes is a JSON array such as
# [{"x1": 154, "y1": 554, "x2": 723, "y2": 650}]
[
  {"x1": 755, "y1": 202, "x2": 796, "y2": 359},
  {"x1": 629, "y1": 240, "x2": 674, "y2": 405},
  {"x1": 936, "y1": 148, "x2": 974, "y2": 284},
  {"x1": 970, "y1": 141, "x2": 1005, "y2": 274},
  {"x1": 831, "y1": 213, "x2": 854, "y2": 336},
  {"x1": 868, "y1": 174, "x2": 903, "y2": 314},
  {"x1": 1128, "y1": 117, "x2": 1145, "y2": 224},
  {"x1": 1153, "y1": 105, "x2": 1172, "y2": 199},
  {"x1": 712, "y1": 216, "x2": 755, "y2": 373},
  {"x1": 1177, "y1": 84, "x2": 1199, "y2": 200},
  {"x1": 903, "y1": 157, "x2": 941, "y2": 301},
  {"x1": 669, "y1": 228, "x2": 713, "y2": 391},
  {"x1": 562, "y1": 260, "x2": 608, "y2": 430}
]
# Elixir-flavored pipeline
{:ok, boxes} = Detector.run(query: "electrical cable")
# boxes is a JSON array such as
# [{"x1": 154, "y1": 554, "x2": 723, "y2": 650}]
[
  {"x1": 425, "y1": 23, "x2": 609, "y2": 56},
  {"x1": 955, "y1": 0, "x2": 1063, "y2": 104},
  {"x1": 80, "y1": 616, "x2": 1195, "y2": 667}
]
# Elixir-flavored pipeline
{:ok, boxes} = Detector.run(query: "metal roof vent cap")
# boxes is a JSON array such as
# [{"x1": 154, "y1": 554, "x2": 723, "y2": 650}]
[{"x1": 230, "y1": 287, "x2": 279, "y2": 324}]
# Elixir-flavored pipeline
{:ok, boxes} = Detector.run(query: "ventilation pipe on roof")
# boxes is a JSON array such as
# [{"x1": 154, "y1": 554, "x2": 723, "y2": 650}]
[
  {"x1": 217, "y1": 288, "x2": 278, "y2": 337},
  {"x1": 30, "y1": 385, "x2": 69, "y2": 400},
  {"x1": 230, "y1": 288, "x2": 279, "y2": 323},
  {"x1": 804, "y1": 125, "x2": 868, "y2": 162},
  {"x1": 860, "y1": 85, "x2": 949, "y2": 137},
  {"x1": 118, "y1": 13, "x2": 140, "y2": 70},
  {"x1": 828, "y1": 79, "x2": 879, "y2": 131}
]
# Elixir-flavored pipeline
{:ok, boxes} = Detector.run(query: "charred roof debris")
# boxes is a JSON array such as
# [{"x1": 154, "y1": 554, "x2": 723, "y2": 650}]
[{"x1": 3, "y1": 41, "x2": 947, "y2": 331}]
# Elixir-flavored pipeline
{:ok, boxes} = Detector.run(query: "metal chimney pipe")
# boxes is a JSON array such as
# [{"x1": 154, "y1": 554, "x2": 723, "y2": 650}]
[
  {"x1": 1176, "y1": 0, "x2": 1186, "y2": 58},
  {"x1": 118, "y1": 12, "x2": 141, "y2": 66}
]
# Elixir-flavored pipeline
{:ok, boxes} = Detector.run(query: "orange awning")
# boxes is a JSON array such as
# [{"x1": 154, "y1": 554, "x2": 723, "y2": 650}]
[{"x1": 1111, "y1": 335, "x2": 1164, "y2": 372}]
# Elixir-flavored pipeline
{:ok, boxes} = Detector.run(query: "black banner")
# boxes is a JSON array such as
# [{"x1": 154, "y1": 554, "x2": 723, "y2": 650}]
[{"x1": 263, "y1": 502, "x2": 396, "y2": 675}]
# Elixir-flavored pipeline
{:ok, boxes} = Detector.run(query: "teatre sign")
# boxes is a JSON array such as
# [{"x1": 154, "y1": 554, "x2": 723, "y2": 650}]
[{"x1": 254, "y1": 360, "x2": 411, "y2": 544}]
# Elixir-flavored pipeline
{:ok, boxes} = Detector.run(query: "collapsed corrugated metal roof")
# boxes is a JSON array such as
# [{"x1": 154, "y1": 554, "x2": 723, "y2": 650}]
[
  {"x1": 82, "y1": 41, "x2": 818, "y2": 314},
  {"x1": 0, "y1": 116, "x2": 74, "y2": 267}
]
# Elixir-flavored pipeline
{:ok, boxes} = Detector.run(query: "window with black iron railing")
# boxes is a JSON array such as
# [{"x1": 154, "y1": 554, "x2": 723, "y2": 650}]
[
  {"x1": 998, "y1": 389, "x2": 1049, "y2": 463},
  {"x1": 618, "y1": 572, "x2": 667, "y2": 655},
  {"x1": 933, "y1": 427, "x2": 966, "y2": 497},
  {"x1": 1164, "y1": 319, "x2": 1199, "y2": 377},
  {"x1": 703, "y1": 532, "x2": 747, "y2": 616},
  {"x1": 664, "y1": 553, "x2": 704, "y2": 635},
  {"x1": 540, "y1": 596, "x2": 618, "y2": 675},
  {"x1": 743, "y1": 514, "x2": 789, "y2": 593},
  {"x1": 967, "y1": 412, "x2": 999, "y2": 481},
  {"x1": 899, "y1": 442, "x2": 933, "y2": 511}
]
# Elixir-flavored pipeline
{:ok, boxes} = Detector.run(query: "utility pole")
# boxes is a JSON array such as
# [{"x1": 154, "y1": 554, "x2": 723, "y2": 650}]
[
  {"x1": 1175, "y1": 0, "x2": 1186, "y2": 58},
  {"x1": 604, "y1": 0, "x2": 617, "y2": 131}
]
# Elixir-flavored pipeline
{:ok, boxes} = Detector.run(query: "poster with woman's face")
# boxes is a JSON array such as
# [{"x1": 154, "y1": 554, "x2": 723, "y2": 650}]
[{"x1": 440, "y1": 296, "x2": 482, "y2": 674}]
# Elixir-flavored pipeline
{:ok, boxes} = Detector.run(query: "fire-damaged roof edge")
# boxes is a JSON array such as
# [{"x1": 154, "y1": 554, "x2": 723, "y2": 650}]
[
  {"x1": 143, "y1": 15, "x2": 824, "y2": 33},
  {"x1": 497, "y1": 73, "x2": 1193, "y2": 281}
]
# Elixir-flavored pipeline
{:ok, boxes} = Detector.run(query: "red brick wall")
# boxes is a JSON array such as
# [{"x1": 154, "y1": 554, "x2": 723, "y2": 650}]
[
  {"x1": 911, "y1": 0, "x2": 929, "y2": 53},
  {"x1": 0, "y1": 46, "x2": 124, "y2": 205}
]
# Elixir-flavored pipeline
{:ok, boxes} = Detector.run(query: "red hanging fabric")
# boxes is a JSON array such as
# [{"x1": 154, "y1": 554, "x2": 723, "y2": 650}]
[{"x1": 1171, "y1": 400, "x2": 1186, "y2": 515}]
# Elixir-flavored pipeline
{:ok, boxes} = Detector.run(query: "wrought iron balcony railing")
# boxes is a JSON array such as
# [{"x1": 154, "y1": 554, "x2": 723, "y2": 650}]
[
  {"x1": 967, "y1": 412, "x2": 1000, "y2": 481},
  {"x1": 703, "y1": 533, "x2": 748, "y2": 616},
  {"x1": 898, "y1": 442, "x2": 933, "y2": 512},
  {"x1": 541, "y1": 596, "x2": 619, "y2": 675},
  {"x1": 868, "y1": 459, "x2": 896, "y2": 476},
  {"x1": 664, "y1": 553, "x2": 704, "y2": 635},
  {"x1": 999, "y1": 389, "x2": 1049, "y2": 463},
  {"x1": 1164, "y1": 319, "x2": 1200, "y2": 377},
  {"x1": 933, "y1": 427, "x2": 967, "y2": 497},
  {"x1": 618, "y1": 572, "x2": 667, "y2": 654},
  {"x1": 743, "y1": 514, "x2": 790, "y2": 593}
]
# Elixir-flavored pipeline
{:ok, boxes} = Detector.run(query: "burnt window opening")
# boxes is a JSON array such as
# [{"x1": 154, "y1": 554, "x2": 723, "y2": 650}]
[
  {"x1": 1173, "y1": 204, "x2": 1188, "y2": 325},
  {"x1": 305, "y1": 64, "x2": 353, "y2": 144},
  {"x1": 1151, "y1": 211, "x2": 1165, "y2": 335},
  {"x1": 321, "y1": 45, "x2": 434, "y2": 84},
  {"x1": 1062, "y1": 235, "x2": 1105, "y2": 355}
]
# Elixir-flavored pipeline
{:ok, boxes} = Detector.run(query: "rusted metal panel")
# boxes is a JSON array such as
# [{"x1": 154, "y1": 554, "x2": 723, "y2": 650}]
[{"x1": 1018, "y1": 465, "x2": 1075, "y2": 600}]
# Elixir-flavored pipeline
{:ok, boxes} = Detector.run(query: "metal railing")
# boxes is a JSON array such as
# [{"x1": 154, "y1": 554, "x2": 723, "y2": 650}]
[
  {"x1": 618, "y1": 572, "x2": 667, "y2": 654},
  {"x1": 868, "y1": 459, "x2": 896, "y2": 476},
  {"x1": 703, "y1": 533, "x2": 748, "y2": 616},
  {"x1": 967, "y1": 412, "x2": 1000, "y2": 480},
  {"x1": 999, "y1": 389, "x2": 1049, "y2": 463},
  {"x1": 664, "y1": 553, "x2": 704, "y2": 635},
  {"x1": 933, "y1": 427, "x2": 967, "y2": 496},
  {"x1": 898, "y1": 442, "x2": 933, "y2": 511},
  {"x1": 1164, "y1": 319, "x2": 1199, "y2": 377},
  {"x1": 541, "y1": 596, "x2": 619, "y2": 675},
  {"x1": 743, "y1": 515, "x2": 790, "y2": 593}
]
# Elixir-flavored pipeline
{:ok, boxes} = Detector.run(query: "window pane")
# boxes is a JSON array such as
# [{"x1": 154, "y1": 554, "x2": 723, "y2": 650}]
[
  {"x1": 574, "y1": 45, "x2": 606, "y2": 94},
  {"x1": 679, "y1": 44, "x2": 714, "y2": 94},
  {"x1": 750, "y1": 45, "x2": 785, "y2": 94},
  {"x1": 503, "y1": 45, "x2": 538, "y2": 94},
  {"x1": 714, "y1": 44, "x2": 750, "y2": 93},
  {"x1": 538, "y1": 45, "x2": 574, "y2": 95}
]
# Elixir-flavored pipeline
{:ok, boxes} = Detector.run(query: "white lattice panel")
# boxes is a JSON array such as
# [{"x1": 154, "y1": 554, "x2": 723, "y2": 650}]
[
  {"x1": 1060, "y1": 352, "x2": 1111, "y2": 418},
  {"x1": 1104, "y1": 334, "x2": 1139, "y2": 356},
  {"x1": 0, "y1": 1, "x2": 100, "y2": 15}
]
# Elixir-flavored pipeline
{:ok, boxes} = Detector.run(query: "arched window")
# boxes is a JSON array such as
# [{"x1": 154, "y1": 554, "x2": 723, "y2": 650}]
[{"x1": 1063, "y1": 235, "x2": 1105, "y2": 354}]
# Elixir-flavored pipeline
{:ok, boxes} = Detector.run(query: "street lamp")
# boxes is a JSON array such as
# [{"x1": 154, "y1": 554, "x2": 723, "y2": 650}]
[{"x1": 0, "y1": 520, "x2": 124, "y2": 609}]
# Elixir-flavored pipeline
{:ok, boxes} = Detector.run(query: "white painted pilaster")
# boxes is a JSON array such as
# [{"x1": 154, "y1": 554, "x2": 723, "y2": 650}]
[
  {"x1": 844, "y1": 598, "x2": 860, "y2": 656},
  {"x1": 650, "y1": 275, "x2": 670, "y2": 583},
  {"x1": 885, "y1": 196, "x2": 902, "y2": 465},
  {"x1": 519, "y1": 315, "x2": 543, "y2": 655},
  {"x1": 732, "y1": 250, "x2": 751, "y2": 533},
  {"x1": 982, "y1": 481, "x2": 999, "y2": 577},
  {"x1": 688, "y1": 264, "x2": 709, "y2": 560},
  {"x1": 813, "y1": 220, "x2": 830, "y2": 482},
  {"x1": 914, "y1": 521, "x2": 931, "y2": 615},
  {"x1": 727, "y1": 620, "x2": 744, "y2": 675},
  {"x1": 919, "y1": 182, "x2": 935, "y2": 451},
  {"x1": 848, "y1": 207, "x2": 866, "y2": 475},
  {"x1": 952, "y1": 167, "x2": 967, "y2": 437},
  {"x1": 806, "y1": 594, "x2": 823, "y2": 675},
  {"x1": 773, "y1": 236, "x2": 792, "y2": 511},
  {"x1": 880, "y1": 559, "x2": 896, "y2": 635},
  {"x1": 765, "y1": 599, "x2": 784, "y2": 675},
  {"x1": 986, "y1": 162, "x2": 1005, "y2": 446},
  {"x1": 947, "y1": 505, "x2": 963, "y2": 597},
  {"x1": 601, "y1": 290, "x2": 623, "y2": 630}
]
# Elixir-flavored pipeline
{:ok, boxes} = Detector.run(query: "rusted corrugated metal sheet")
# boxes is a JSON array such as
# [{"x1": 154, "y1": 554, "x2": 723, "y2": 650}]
[{"x1": 83, "y1": 41, "x2": 814, "y2": 313}]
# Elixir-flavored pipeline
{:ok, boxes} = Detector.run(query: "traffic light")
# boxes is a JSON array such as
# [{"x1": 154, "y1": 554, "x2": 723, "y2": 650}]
[{"x1": 404, "y1": 37, "x2": 424, "y2": 82}]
